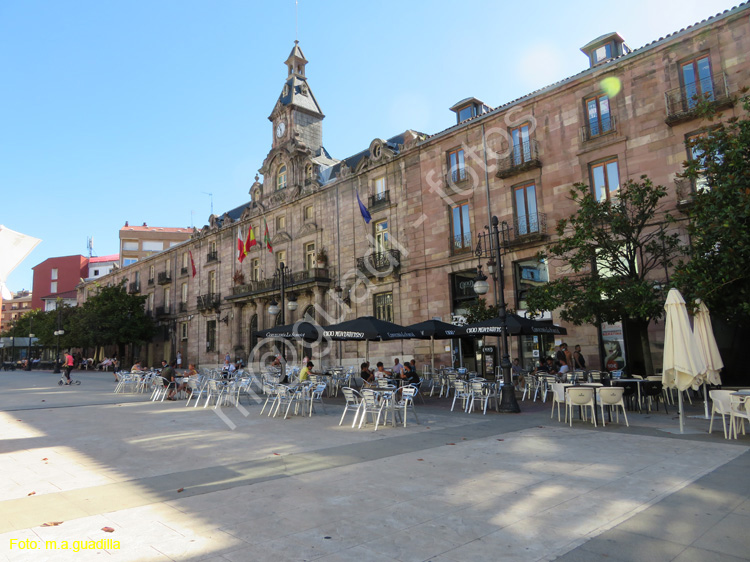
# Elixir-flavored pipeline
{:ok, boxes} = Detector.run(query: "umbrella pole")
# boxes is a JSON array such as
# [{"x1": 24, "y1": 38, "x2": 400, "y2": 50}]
[
  {"x1": 703, "y1": 381, "x2": 709, "y2": 418},
  {"x1": 678, "y1": 391, "x2": 684, "y2": 434},
  {"x1": 366, "y1": 340, "x2": 369, "y2": 364},
  {"x1": 431, "y1": 336, "x2": 435, "y2": 375}
]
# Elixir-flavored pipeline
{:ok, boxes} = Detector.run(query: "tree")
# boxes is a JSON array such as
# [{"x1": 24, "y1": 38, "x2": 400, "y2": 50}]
[
  {"x1": 673, "y1": 94, "x2": 750, "y2": 325},
  {"x1": 72, "y1": 282, "x2": 157, "y2": 360},
  {"x1": 465, "y1": 297, "x2": 499, "y2": 324},
  {"x1": 525, "y1": 178, "x2": 682, "y2": 375}
]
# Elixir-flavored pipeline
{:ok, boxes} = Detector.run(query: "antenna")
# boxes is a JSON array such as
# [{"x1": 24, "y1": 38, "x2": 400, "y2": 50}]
[
  {"x1": 202, "y1": 192, "x2": 214, "y2": 215},
  {"x1": 295, "y1": 0, "x2": 298, "y2": 41},
  {"x1": 86, "y1": 236, "x2": 94, "y2": 257}
]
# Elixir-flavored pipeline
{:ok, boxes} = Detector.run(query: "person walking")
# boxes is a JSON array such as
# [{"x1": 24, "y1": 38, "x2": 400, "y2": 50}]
[
  {"x1": 176, "y1": 351, "x2": 182, "y2": 370},
  {"x1": 573, "y1": 345, "x2": 586, "y2": 370}
]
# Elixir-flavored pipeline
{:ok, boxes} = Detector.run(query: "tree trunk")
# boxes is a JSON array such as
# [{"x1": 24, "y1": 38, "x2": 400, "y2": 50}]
[{"x1": 638, "y1": 321, "x2": 655, "y2": 376}]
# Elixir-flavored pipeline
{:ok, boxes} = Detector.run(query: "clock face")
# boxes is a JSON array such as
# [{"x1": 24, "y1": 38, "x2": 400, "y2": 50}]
[{"x1": 276, "y1": 121, "x2": 286, "y2": 138}]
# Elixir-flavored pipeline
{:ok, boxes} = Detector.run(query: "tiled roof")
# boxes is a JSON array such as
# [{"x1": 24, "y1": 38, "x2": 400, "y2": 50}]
[
  {"x1": 89, "y1": 254, "x2": 119, "y2": 263},
  {"x1": 119, "y1": 226, "x2": 192, "y2": 233}
]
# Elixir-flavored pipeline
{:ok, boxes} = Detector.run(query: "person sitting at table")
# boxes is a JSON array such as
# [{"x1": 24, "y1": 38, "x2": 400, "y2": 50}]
[
  {"x1": 392, "y1": 358, "x2": 405, "y2": 377},
  {"x1": 374, "y1": 362, "x2": 389, "y2": 380},
  {"x1": 176, "y1": 363, "x2": 198, "y2": 396},
  {"x1": 131, "y1": 360, "x2": 144, "y2": 372},
  {"x1": 299, "y1": 361, "x2": 319, "y2": 382},
  {"x1": 162, "y1": 360, "x2": 179, "y2": 400},
  {"x1": 360, "y1": 362, "x2": 374, "y2": 385},
  {"x1": 535, "y1": 357, "x2": 557, "y2": 376},
  {"x1": 271, "y1": 354, "x2": 282, "y2": 367},
  {"x1": 400, "y1": 362, "x2": 420, "y2": 386},
  {"x1": 512, "y1": 358, "x2": 525, "y2": 390}
]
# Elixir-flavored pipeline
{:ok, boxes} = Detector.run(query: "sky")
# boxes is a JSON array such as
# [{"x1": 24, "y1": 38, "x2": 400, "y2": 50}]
[{"x1": 0, "y1": 0, "x2": 740, "y2": 292}]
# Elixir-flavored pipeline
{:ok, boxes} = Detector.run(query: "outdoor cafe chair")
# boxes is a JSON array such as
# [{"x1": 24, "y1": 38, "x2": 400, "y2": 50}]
[
  {"x1": 396, "y1": 385, "x2": 419, "y2": 427},
  {"x1": 259, "y1": 382, "x2": 279, "y2": 416},
  {"x1": 708, "y1": 390, "x2": 734, "y2": 439},
  {"x1": 308, "y1": 383, "x2": 328, "y2": 416},
  {"x1": 729, "y1": 394, "x2": 750, "y2": 439},
  {"x1": 185, "y1": 378, "x2": 207, "y2": 407},
  {"x1": 596, "y1": 386, "x2": 629, "y2": 427},
  {"x1": 340, "y1": 387, "x2": 363, "y2": 427},
  {"x1": 467, "y1": 379, "x2": 499, "y2": 415},
  {"x1": 358, "y1": 389, "x2": 388, "y2": 430},
  {"x1": 566, "y1": 387, "x2": 597, "y2": 427},
  {"x1": 451, "y1": 380, "x2": 472, "y2": 412},
  {"x1": 150, "y1": 376, "x2": 166, "y2": 402},
  {"x1": 641, "y1": 380, "x2": 669, "y2": 413},
  {"x1": 204, "y1": 379, "x2": 230, "y2": 409},
  {"x1": 550, "y1": 382, "x2": 571, "y2": 422}
]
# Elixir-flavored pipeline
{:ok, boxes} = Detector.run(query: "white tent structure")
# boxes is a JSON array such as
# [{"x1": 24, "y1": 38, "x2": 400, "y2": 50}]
[
  {"x1": 662, "y1": 289, "x2": 707, "y2": 433},
  {"x1": 693, "y1": 299, "x2": 724, "y2": 418},
  {"x1": 0, "y1": 225, "x2": 41, "y2": 300}
]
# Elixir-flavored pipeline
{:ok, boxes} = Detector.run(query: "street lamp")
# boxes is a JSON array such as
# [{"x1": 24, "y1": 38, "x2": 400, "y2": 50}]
[
  {"x1": 268, "y1": 262, "x2": 297, "y2": 379},
  {"x1": 474, "y1": 216, "x2": 520, "y2": 413},
  {"x1": 53, "y1": 307, "x2": 63, "y2": 374},
  {"x1": 25, "y1": 317, "x2": 34, "y2": 371}
]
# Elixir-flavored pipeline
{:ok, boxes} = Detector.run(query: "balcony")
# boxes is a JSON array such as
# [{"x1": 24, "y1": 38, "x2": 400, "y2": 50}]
[
  {"x1": 155, "y1": 306, "x2": 170, "y2": 317},
  {"x1": 157, "y1": 271, "x2": 172, "y2": 285},
  {"x1": 356, "y1": 249, "x2": 401, "y2": 277},
  {"x1": 451, "y1": 232, "x2": 473, "y2": 255},
  {"x1": 507, "y1": 212, "x2": 548, "y2": 246},
  {"x1": 179, "y1": 301, "x2": 187, "y2": 312},
  {"x1": 496, "y1": 140, "x2": 541, "y2": 178},
  {"x1": 581, "y1": 115, "x2": 618, "y2": 142},
  {"x1": 227, "y1": 268, "x2": 331, "y2": 300},
  {"x1": 674, "y1": 176, "x2": 709, "y2": 210},
  {"x1": 180, "y1": 266, "x2": 188, "y2": 276},
  {"x1": 147, "y1": 277, "x2": 155, "y2": 286},
  {"x1": 665, "y1": 72, "x2": 732, "y2": 125},
  {"x1": 196, "y1": 293, "x2": 221, "y2": 311},
  {"x1": 369, "y1": 190, "x2": 390, "y2": 211},
  {"x1": 206, "y1": 250, "x2": 218, "y2": 262},
  {"x1": 128, "y1": 282, "x2": 140, "y2": 294}
]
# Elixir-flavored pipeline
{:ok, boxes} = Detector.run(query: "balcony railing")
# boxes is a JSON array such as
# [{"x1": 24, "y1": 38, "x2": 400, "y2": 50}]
[
  {"x1": 147, "y1": 277, "x2": 155, "y2": 286},
  {"x1": 206, "y1": 250, "x2": 218, "y2": 262},
  {"x1": 157, "y1": 271, "x2": 172, "y2": 285},
  {"x1": 155, "y1": 306, "x2": 169, "y2": 317},
  {"x1": 128, "y1": 282, "x2": 140, "y2": 294},
  {"x1": 496, "y1": 139, "x2": 541, "y2": 178},
  {"x1": 665, "y1": 72, "x2": 731, "y2": 125},
  {"x1": 356, "y1": 249, "x2": 401, "y2": 276},
  {"x1": 369, "y1": 190, "x2": 390, "y2": 209},
  {"x1": 451, "y1": 232, "x2": 473, "y2": 254},
  {"x1": 179, "y1": 301, "x2": 187, "y2": 312},
  {"x1": 180, "y1": 266, "x2": 188, "y2": 276},
  {"x1": 581, "y1": 114, "x2": 617, "y2": 142},
  {"x1": 230, "y1": 267, "x2": 331, "y2": 297},
  {"x1": 507, "y1": 212, "x2": 548, "y2": 244},
  {"x1": 196, "y1": 293, "x2": 221, "y2": 311}
]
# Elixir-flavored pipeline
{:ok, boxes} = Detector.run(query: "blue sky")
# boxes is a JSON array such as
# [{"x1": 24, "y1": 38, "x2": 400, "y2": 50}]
[{"x1": 0, "y1": 0, "x2": 738, "y2": 291}]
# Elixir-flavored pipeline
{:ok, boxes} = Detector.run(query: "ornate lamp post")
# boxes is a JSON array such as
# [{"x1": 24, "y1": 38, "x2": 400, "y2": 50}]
[
  {"x1": 268, "y1": 262, "x2": 298, "y2": 379},
  {"x1": 25, "y1": 316, "x2": 34, "y2": 371},
  {"x1": 473, "y1": 216, "x2": 520, "y2": 413},
  {"x1": 53, "y1": 307, "x2": 64, "y2": 374}
]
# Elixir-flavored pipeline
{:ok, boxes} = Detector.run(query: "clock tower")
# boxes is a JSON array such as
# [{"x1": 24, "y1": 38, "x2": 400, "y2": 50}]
[{"x1": 269, "y1": 40, "x2": 325, "y2": 155}]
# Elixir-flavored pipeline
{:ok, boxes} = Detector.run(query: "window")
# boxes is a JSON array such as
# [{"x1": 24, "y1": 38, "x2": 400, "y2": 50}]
[
  {"x1": 373, "y1": 176, "x2": 387, "y2": 203},
  {"x1": 143, "y1": 241, "x2": 163, "y2": 252},
  {"x1": 373, "y1": 292, "x2": 393, "y2": 322},
  {"x1": 277, "y1": 164, "x2": 287, "y2": 190},
  {"x1": 451, "y1": 202, "x2": 471, "y2": 253},
  {"x1": 590, "y1": 158, "x2": 620, "y2": 202},
  {"x1": 305, "y1": 242, "x2": 316, "y2": 270},
  {"x1": 592, "y1": 42, "x2": 613, "y2": 64},
  {"x1": 305, "y1": 163, "x2": 314, "y2": 180},
  {"x1": 181, "y1": 282, "x2": 188, "y2": 304},
  {"x1": 182, "y1": 252, "x2": 189, "y2": 269},
  {"x1": 457, "y1": 104, "x2": 476, "y2": 122},
  {"x1": 51, "y1": 268, "x2": 58, "y2": 280},
  {"x1": 122, "y1": 241, "x2": 138, "y2": 251},
  {"x1": 251, "y1": 258, "x2": 260, "y2": 282},
  {"x1": 164, "y1": 287, "x2": 171, "y2": 313},
  {"x1": 682, "y1": 55, "x2": 713, "y2": 110},
  {"x1": 276, "y1": 250, "x2": 287, "y2": 268},
  {"x1": 686, "y1": 132, "x2": 710, "y2": 193},
  {"x1": 50, "y1": 281, "x2": 57, "y2": 293},
  {"x1": 276, "y1": 215, "x2": 286, "y2": 231},
  {"x1": 180, "y1": 322, "x2": 188, "y2": 340},
  {"x1": 510, "y1": 123, "x2": 532, "y2": 165},
  {"x1": 303, "y1": 205, "x2": 313, "y2": 221},
  {"x1": 448, "y1": 149, "x2": 466, "y2": 182},
  {"x1": 206, "y1": 320, "x2": 216, "y2": 351},
  {"x1": 93, "y1": 269, "x2": 99, "y2": 276},
  {"x1": 147, "y1": 293, "x2": 154, "y2": 311},
  {"x1": 514, "y1": 182, "x2": 539, "y2": 235},
  {"x1": 514, "y1": 259, "x2": 549, "y2": 310},
  {"x1": 123, "y1": 258, "x2": 138, "y2": 266},
  {"x1": 209, "y1": 270, "x2": 217, "y2": 295},
  {"x1": 585, "y1": 93, "x2": 613, "y2": 137},
  {"x1": 374, "y1": 220, "x2": 389, "y2": 254},
  {"x1": 149, "y1": 265, "x2": 155, "y2": 281},
  {"x1": 250, "y1": 314, "x2": 258, "y2": 351}
]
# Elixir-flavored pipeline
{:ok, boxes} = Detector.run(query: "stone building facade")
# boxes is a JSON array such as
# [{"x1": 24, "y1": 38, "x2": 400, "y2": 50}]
[{"x1": 79, "y1": 5, "x2": 750, "y2": 372}]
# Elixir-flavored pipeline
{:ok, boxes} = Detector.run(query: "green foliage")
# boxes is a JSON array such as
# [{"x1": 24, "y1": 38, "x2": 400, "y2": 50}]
[
  {"x1": 465, "y1": 298, "x2": 499, "y2": 324},
  {"x1": 673, "y1": 94, "x2": 750, "y2": 325},
  {"x1": 526, "y1": 177, "x2": 680, "y2": 327}
]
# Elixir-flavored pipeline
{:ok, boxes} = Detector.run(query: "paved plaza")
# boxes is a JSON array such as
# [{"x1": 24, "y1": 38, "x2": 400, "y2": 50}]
[{"x1": 0, "y1": 370, "x2": 748, "y2": 561}]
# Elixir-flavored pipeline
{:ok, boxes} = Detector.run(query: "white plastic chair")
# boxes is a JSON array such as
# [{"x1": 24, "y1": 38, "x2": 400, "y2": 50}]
[
  {"x1": 566, "y1": 387, "x2": 597, "y2": 427},
  {"x1": 550, "y1": 383, "x2": 570, "y2": 422},
  {"x1": 150, "y1": 376, "x2": 166, "y2": 401},
  {"x1": 597, "y1": 386, "x2": 629, "y2": 427},
  {"x1": 185, "y1": 378, "x2": 207, "y2": 407},
  {"x1": 707, "y1": 390, "x2": 733, "y2": 438},
  {"x1": 729, "y1": 394, "x2": 750, "y2": 439}
]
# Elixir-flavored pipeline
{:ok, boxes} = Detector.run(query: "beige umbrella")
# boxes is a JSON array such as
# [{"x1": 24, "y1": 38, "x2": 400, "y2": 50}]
[
  {"x1": 662, "y1": 289, "x2": 707, "y2": 433},
  {"x1": 693, "y1": 299, "x2": 724, "y2": 418}
]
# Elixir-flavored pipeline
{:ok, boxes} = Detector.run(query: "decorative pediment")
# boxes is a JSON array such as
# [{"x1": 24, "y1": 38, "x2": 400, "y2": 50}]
[
  {"x1": 354, "y1": 156, "x2": 370, "y2": 174},
  {"x1": 296, "y1": 222, "x2": 318, "y2": 238},
  {"x1": 337, "y1": 162, "x2": 351, "y2": 180},
  {"x1": 271, "y1": 231, "x2": 293, "y2": 245}
]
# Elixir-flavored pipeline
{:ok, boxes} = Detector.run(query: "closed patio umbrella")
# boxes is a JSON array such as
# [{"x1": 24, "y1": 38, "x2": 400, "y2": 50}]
[
  {"x1": 406, "y1": 319, "x2": 466, "y2": 374},
  {"x1": 662, "y1": 289, "x2": 707, "y2": 433},
  {"x1": 693, "y1": 299, "x2": 724, "y2": 418}
]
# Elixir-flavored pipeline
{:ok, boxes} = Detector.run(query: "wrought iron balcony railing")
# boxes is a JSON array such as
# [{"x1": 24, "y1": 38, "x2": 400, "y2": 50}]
[
  {"x1": 206, "y1": 250, "x2": 218, "y2": 262},
  {"x1": 356, "y1": 249, "x2": 401, "y2": 276},
  {"x1": 180, "y1": 266, "x2": 188, "y2": 275},
  {"x1": 229, "y1": 267, "x2": 331, "y2": 297},
  {"x1": 369, "y1": 190, "x2": 390, "y2": 209},
  {"x1": 128, "y1": 282, "x2": 140, "y2": 294},
  {"x1": 196, "y1": 293, "x2": 221, "y2": 311},
  {"x1": 157, "y1": 271, "x2": 172, "y2": 285},
  {"x1": 155, "y1": 306, "x2": 169, "y2": 317},
  {"x1": 147, "y1": 277, "x2": 155, "y2": 286},
  {"x1": 451, "y1": 232, "x2": 473, "y2": 254},
  {"x1": 665, "y1": 72, "x2": 731, "y2": 124},
  {"x1": 496, "y1": 139, "x2": 541, "y2": 178},
  {"x1": 581, "y1": 114, "x2": 617, "y2": 142},
  {"x1": 179, "y1": 301, "x2": 187, "y2": 312},
  {"x1": 507, "y1": 212, "x2": 548, "y2": 244}
]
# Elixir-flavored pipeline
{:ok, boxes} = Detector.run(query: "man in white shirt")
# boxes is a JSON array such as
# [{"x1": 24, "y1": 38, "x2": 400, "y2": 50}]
[{"x1": 392, "y1": 358, "x2": 405, "y2": 376}]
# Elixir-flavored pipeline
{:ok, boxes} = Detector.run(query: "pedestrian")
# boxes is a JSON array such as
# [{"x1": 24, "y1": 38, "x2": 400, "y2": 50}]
[
  {"x1": 573, "y1": 345, "x2": 586, "y2": 369},
  {"x1": 63, "y1": 351, "x2": 74, "y2": 384},
  {"x1": 176, "y1": 351, "x2": 182, "y2": 370}
]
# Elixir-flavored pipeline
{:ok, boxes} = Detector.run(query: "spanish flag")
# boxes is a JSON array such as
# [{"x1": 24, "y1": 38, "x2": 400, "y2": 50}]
[{"x1": 245, "y1": 225, "x2": 257, "y2": 250}]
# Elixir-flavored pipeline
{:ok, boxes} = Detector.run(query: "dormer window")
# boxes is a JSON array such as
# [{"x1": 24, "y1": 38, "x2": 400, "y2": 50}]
[
  {"x1": 580, "y1": 32, "x2": 629, "y2": 68},
  {"x1": 449, "y1": 97, "x2": 491, "y2": 125}
]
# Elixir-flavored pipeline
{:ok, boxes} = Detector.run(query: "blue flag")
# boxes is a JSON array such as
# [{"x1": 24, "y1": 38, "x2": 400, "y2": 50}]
[{"x1": 356, "y1": 190, "x2": 371, "y2": 224}]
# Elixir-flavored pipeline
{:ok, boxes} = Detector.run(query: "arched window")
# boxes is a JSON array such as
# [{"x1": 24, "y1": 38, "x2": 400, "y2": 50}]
[
  {"x1": 277, "y1": 165, "x2": 287, "y2": 191},
  {"x1": 305, "y1": 163, "x2": 313, "y2": 180}
]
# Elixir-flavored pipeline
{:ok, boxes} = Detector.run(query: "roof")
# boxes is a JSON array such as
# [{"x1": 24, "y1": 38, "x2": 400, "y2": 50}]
[
  {"x1": 41, "y1": 289, "x2": 77, "y2": 301},
  {"x1": 278, "y1": 75, "x2": 324, "y2": 116},
  {"x1": 89, "y1": 254, "x2": 119, "y2": 263},
  {"x1": 119, "y1": 226, "x2": 192, "y2": 233},
  {"x1": 425, "y1": 2, "x2": 750, "y2": 143}
]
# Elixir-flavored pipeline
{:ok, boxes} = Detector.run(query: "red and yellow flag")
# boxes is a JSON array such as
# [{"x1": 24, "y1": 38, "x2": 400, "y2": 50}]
[
  {"x1": 245, "y1": 225, "x2": 257, "y2": 250},
  {"x1": 237, "y1": 228, "x2": 245, "y2": 263}
]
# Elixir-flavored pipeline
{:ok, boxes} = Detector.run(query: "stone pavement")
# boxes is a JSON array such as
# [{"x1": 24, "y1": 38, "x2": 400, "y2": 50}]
[{"x1": 0, "y1": 370, "x2": 748, "y2": 561}]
